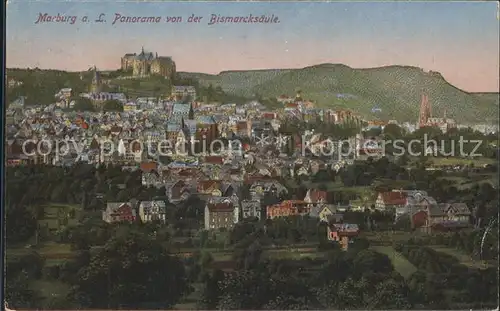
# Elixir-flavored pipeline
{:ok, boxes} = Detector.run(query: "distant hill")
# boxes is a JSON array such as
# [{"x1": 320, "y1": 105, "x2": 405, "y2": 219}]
[
  {"x1": 6, "y1": 65, "x2": 498, "y2": 123},
  {"x1": 179, "y1": 64, "x2": 499, "y2": 123}
]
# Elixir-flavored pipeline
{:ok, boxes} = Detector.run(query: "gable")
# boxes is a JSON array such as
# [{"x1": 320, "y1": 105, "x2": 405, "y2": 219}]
[
  {"x1": 320, "y1": 206, "x2": 334, "y2": 216},
  {"x1": 117, "y1": 203, "x2": 132, "y2": 214}
]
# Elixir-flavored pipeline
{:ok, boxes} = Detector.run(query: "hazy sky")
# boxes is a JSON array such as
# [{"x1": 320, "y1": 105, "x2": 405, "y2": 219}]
[{"x1": 6, "y1": 1, "x2": 500, "y2": 92}]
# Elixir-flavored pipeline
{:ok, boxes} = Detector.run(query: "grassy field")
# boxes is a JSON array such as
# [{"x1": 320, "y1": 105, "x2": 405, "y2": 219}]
[
  {"x1": 303, "y1": 181, "x2": 372, "y2": 194},
  {"x1": 363, "y1": 231, "x2": 417, "y2": 245},
  {"x1": 430, "y1": 157, "x2": 496, "y2": 167},
  {"x1": 174, "y1": 282, "x2": 203, "y2": 310},
  {"x1": 266, "y1": 247, "x2": 323, "y2": 260},
  {"x1": 38, "y1": 204, "x2": 81, "y2": 232},
  {"x1": 371, "y1": 245, "x2": 418, "y2": 279},
  {"x1": 31, "y1": 279, "x2": 70, "y2": 299},
  {"x1": 429, "y1": 246, "x2": 493, "y2": 270}
]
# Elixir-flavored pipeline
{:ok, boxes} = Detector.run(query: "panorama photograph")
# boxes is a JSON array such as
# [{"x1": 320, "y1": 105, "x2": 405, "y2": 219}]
[{"x1": 4, "y1": 1, "x2": 500, "y2": 310}]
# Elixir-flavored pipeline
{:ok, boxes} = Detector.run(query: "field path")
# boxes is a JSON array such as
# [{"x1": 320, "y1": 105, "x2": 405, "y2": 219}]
[{"x1": 371, "y1": 245, "x2": 417, "y2": 279}]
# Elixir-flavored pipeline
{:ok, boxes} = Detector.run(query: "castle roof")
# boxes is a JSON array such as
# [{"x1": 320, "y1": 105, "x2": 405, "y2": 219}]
[{"x1": 136, "y1": 50, "x2": 155, "y2": 61}]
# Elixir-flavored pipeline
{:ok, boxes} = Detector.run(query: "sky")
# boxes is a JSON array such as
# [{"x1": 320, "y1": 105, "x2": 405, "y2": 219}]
[{"x1": 6, "y1": 1, "x2": 500, "y2": 92}]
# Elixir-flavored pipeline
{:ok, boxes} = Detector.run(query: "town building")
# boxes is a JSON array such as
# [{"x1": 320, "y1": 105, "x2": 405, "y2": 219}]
[
  {"x1": 418, "y1": 93, "x2": 457, "y2": 132},
  {"x1": 138, "y1": 200, "x2": 167, "y2": 223},
  {"x1": 266, "y1": 200, "x2": 310, "y2": 219},
  {"x1": 204, "y1": 202, "x2": 239, "y2": 230},
  {"x1": 327, "y1": 223, "x2": 360, "y2": 251},
  {"x1": 102, "y1": 202, "x2": 137, "y2": 223},
  {"x1": 172, "y1": 86, "x2": 197, "y2": 101},
  {"x1": 375, "y1": 191, "x2": 407, "y2": 211}
]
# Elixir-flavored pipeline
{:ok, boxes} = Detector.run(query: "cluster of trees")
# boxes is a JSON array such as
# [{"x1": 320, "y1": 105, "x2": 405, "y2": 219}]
[
  {"x1": 279, "y1": 120, "x2": 361, "y2": 141},
  {"x1": 6, "y1": 226, "x2": 190, "y2": 309},
  {"x1": 395, "y1": 244, "x2": 461, "y2": 274},
  {"x1": 5, "y1": 161, "x2": 499, "y2": 310},
  {"x1": 401, "y1": 230, "x2": 498, "y2": 261},
  {"x1": 395, "y1": 243, "x2": 498, "y2": 308},
  {"x1": 70, "y1": 98, "x2": 124, "y2": 112},
  {"x1": 5, "y1": 164, "x2": 163, "y2": 245},
  {"x1": 371, "y1": 124, "x2": 498, "y2": 159},
  {"x1": 172, "y1": 75, "x2": 248, "y2": 104},
  {"x1": 6, "y1": 68, "x2": 92, "y2": 106},
  {"x1": 198, "y1": 244, "x2": 418, "y2": 310},
  {"x1": 229, "y1": 217, "x2": 326, "y2": 248}
]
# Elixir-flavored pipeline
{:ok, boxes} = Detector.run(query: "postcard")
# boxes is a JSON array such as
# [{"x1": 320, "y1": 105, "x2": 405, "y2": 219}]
[{"x1": 4, "y1": 1, "x2": 499, "y2": 310}]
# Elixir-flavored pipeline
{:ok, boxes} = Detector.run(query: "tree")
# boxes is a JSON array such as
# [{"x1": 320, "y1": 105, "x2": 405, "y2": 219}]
[
  {"x1": 5, "y1": 204, "x2": 38, "y2": 245},
  {"x1": 68, "y1": 229, "x2": 188, "y2": 308},
  {"x1": 5, "y1": 270, "x2": 43, "y2": 309},
  {"x1": 198, "y1": 269, "x2": 225, "y2": 309},
  {"x1": 72, "y1": 98, "x2": 95, "y2": 111},
  {"x1": 366, "y1": 279, "x2": 412, "y2": 309},
  {"x1": 102, "y1": 100, "x2": 124, "y2": 112},
  {"x1": 383, "y1": 124, "x2": 403, "y2": 140}
]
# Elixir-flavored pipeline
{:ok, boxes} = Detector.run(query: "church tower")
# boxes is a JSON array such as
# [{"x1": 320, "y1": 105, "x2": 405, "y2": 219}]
[{"x1": 90, "y1": 66, "x2": 102, "y2": 93}]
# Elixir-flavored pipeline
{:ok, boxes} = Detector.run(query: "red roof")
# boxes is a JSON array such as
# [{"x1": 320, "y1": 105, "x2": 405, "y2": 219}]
[
  {"x1": 140, "y1": 161, "x2": 158, "y2": 173},
  {"x1": 236, "y1": 122, "x2": 248, "y2": 131},
  {"x1": 204, "y1": 156, "x2": 224, "y2": 164},
  {"x1": 207, "y1": 202, "x2": 234, "y2": 212},
  {"x1": 261, "y1": 112, "x2": 276, "y2": 119},
  {"x1": 307, "y1": 189, "x2": 328, "y2": 203},
  {"x1": 379, "y1": 191, "x2": 407, "y2": 205}
]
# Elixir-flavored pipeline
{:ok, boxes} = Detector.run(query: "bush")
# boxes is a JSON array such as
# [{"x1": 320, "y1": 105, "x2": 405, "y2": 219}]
[{"x1": 43, "y1": 265, "x2": 61, "y2": 280}]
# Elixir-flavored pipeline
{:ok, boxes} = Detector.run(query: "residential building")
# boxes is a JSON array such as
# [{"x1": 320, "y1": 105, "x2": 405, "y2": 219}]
[
  {"x1": 327, "y1": 223, "x2": 360, "y2": 251},
  {"x1": 102, "y1": 202, "x2": 136, "y2": 223},
  {"x1": 304, "y1": 189, "x2": 328, "y2": 209},
  {"x1": 440, "y1": 203, "x2": 471, "y2": 223},
  {"x1": 198, "y1": 180, "x2": 223, "y2": 196},
  {"x1": 172, "y1": 86, "x2": 196, "y2": 101},
  {"x1": 314, "y1": 205, "x2": 338, "y2": 223},
  {"x1": 375, "y1": 191, "x2": 407, "y2": 211},
  {"x1": 241, "y1": 199, "x2": 261, "y2": 220},
  {"x1": 139, "y1": 200, "x2": 167, "y2": 223},
  {"x1": 266, "y1": 200, "x2": 310, "y2": 219},
  {"x1": 204, "y1": 202, "x2": 239, "y2": 230}
]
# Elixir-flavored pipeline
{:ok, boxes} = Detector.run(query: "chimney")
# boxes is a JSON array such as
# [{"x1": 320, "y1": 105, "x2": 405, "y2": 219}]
[{"x1": 130, "y1": 198, "x2": 138, "y2": 209}]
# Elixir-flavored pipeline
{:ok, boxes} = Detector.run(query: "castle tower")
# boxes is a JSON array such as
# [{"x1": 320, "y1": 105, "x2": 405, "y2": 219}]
[
  {"x1": 418, "y1": 92, "x2": 431, "y2": 128},
  {"x1": 90, "y1": 66, "x2": 102, "y2": 93}
]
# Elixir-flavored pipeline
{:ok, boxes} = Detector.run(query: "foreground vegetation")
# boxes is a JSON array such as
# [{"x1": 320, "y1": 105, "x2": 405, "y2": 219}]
[{"x1": 5, "y1": 130, "x2": 499, "y2": 309}]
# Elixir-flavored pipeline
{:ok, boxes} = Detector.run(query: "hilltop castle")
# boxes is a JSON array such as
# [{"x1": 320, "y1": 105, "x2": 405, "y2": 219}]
[{"x1": 121, "y1": 47, "x2": 176, "y2": 78}]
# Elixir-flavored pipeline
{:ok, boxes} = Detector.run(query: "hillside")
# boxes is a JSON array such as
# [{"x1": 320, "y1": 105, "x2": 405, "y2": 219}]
[
  {"x1": 179, "y1": 64, "x2": 499, "y2": 123},
  {"x1": 6, "y1": 65, "x2": 498, "y2": 123}
]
